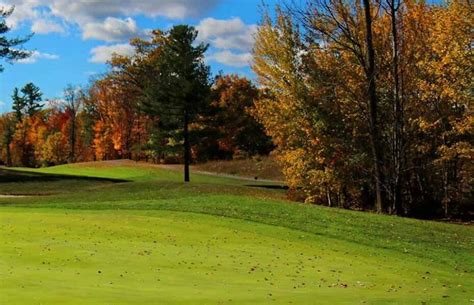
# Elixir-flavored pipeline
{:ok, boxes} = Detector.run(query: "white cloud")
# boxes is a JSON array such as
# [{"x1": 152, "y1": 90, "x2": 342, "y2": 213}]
[
  {"x1": 1, "y1": 0, "x2": 220, "y2": 41},
  {"x1": 17, "y1": 50, "x2": 59, "y2": 64},
  {"x1": 84, "y1": 71, "x2": 99, "y2": 77},
  {"x1": 89, "y1": 43, "x2": 135, "y2": 64},
  {"x1": 196, "y1": 18, "x2": 256, "y2": 68},
  {"x1": 2, "y1": 0, "x2": 220, "y2": 22},
  {"x1": 208, "y1": 50, "x2": 252, "y2": 68},
  {"x1": 82, "y1": 17, "x2": 142, "y2": 42},
  {"x1": 43, "y1": 99, "x2": 57, "y2": 109},
  {"x1": 197, "y1": 18, "x2": 256, "y2": 52},
  {"x1": 212, "y1": 30, "x2": 256, "y2": 51},
  {"x1": 1, "y1": 1, "x2": 257, "y2": 69},
  {"x1": 46, "y1": 0, "x2": 220, "y2": 22},
  {"x1": 31, "y1": 18, "x2": 65, "y2": 34},
  {"x1": 0, "y1": 0, "x2": 39, "y2": 28},
  {"x1": 0, "y1": 100, "x2": 5, "y2": 107},
  {"x1": 197, "y1": 18, "x2": 246, "y2": 40}
]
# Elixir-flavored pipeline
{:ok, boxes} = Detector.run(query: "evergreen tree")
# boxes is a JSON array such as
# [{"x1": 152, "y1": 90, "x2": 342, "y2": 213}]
[
  {"x1": 12, "y1": 88, "x2": 25, "y2": 122},
  {"x1": 22, "y1": 83, "x2": 43, "y2": 116},
  {"x1": 12, "y1": 83, "x2": 43, "y2": 121},
  {"x1": 144, "y1": 25, "x2": 211, "y2": 182},
  {"x1": 0, "y1": 7, "x2": 31, "y2": 72}
]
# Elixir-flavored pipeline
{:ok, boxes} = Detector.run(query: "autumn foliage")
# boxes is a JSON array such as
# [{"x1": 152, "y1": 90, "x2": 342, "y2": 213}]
[
  {"x1": 0, "y1": 1, "x2": 472, "y2": 219},
  {"x1": 252, "y1": 1, "x2": 472, "y2": 218}
]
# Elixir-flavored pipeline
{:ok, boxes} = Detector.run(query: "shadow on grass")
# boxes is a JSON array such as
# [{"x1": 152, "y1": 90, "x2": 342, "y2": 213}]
[
  {"x1": 0, "y1": 168, "x2": 129, "y2": 184},
  {"x1": 245, "y1": 184, "x2": 288, "y2": 190}
]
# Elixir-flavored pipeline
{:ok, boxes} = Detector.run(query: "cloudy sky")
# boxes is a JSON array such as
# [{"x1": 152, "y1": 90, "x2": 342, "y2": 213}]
[{"x1": 0, "y1": 0, "x2": 276, "y2": 112}]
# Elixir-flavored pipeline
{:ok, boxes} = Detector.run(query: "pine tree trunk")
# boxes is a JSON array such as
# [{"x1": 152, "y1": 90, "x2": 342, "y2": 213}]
[{"x1": 183, "y1": 109, "x2": 190, "y2": 182}]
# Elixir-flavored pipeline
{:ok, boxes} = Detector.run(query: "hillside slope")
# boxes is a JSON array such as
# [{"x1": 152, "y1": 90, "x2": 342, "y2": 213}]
[{"x1": 0, "y1": 161, "x2": 472, "y2": 304}]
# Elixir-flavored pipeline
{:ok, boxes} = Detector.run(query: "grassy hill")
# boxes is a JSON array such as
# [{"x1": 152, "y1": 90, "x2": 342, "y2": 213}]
[{"x1": 0, "y1": 161, "x2": 472, "y2": 304}]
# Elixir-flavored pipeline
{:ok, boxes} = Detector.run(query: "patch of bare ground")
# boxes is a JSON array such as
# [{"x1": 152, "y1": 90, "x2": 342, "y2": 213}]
[{"x1": 194, "y1": 156, "x2": 284, "y2": 181}]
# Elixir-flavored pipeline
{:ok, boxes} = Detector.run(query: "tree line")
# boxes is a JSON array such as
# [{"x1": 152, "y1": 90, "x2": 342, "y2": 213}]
[
  {"x1": 0, "y1": 19, "x2": 272, "y2": 175},
  {"x1": 0, "y1": 71, "x2": 271, "y2": 170},
  {"x1": 0, "y1": 2, "x2": 472, "y2": 219},
  {"x1": 253, "y1": 0, "x2": 472, "y2": 218}
]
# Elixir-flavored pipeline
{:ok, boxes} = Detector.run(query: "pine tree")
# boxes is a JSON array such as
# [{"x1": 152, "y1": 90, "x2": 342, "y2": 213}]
[
  {"x1": 12, "y1": 83, "x2": 43, "y2": 120},
  {"x1": 22, "y1": 83, "x2": 43, "y2": 116},
  {"x1": 12, "y1": 88, "x2": 25, "y2": 122},
  {"x1": 0, "y1": 7, "x2": 31, "y2": 72},
  {"x1": 144, "y1": 25, "x2": 211, "y2": 182}
]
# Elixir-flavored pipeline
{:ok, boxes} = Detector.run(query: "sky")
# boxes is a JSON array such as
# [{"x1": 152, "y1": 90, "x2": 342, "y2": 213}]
[{"x1": 0, "y1": 0, "x2": 277, "y2": 113}]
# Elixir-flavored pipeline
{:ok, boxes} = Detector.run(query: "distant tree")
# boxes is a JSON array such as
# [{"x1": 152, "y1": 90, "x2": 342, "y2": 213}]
[
  {"x1": 61, "y1": 85, "x2": 83, "y2": 163},
  {"x1": 9, "y1": 83, "x2": 43, "y2": 166},
  {"x1": 142, "y1": 25, "x2": 212, "y2": 182},
  {"x1": 84, "y1": 76, "x2": 147, "y2": 161},
  {"x1": 0, "y1": 6, "x2": 31, "y2": 72},
  {"x1": 41, "y1": 132, "x2": 69, "y2": 165},
  {"x1": 12, "y1": 87, "x2": 25, "y2": 121},
  {"x1": 12, "y1": 83, "x2": 43, "y2": 120},
  {"x1": 23, "y1": 83, "x2": 43, "y2": 116},
  {"x1": 198, "y1": 74, "x2": 273, "y2": 160},
  {"x1": 0, "y1": 113, "x2": 15, "y2": 166}
]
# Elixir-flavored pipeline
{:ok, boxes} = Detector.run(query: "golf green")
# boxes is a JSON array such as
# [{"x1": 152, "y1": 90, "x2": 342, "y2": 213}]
[
  {"x1": 1, "y1": 208, "x2": 470, "y2": 304},
  {"x1": 0, "y1": 163, "x2": 472, "y2": 304}
]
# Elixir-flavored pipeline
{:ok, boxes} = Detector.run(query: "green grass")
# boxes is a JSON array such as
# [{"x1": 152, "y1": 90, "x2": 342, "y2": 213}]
[{"x1": 0, "y1": 161, "x2": 473, "y2": 304}]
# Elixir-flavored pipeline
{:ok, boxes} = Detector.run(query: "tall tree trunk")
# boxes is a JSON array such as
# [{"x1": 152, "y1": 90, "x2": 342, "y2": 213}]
[
  {"x1": 441, "y1": 127, "x2": 450, "y2": 218},
  {"x1": 388, "y1": 0, "x2": 403, "y2": 215},
  {"x1": 5, "y1": 141, "x2": 11, "y2": 167},
  {"x1": 69, "y1": 115, "x2": 76, "y2": 163},
  {"x1": 326, "y1": 186, "x2": 332, "y2": 207},
  {"x1": 183, "y1": 109, "x2": 190, "y2": 182},
  {"x1": 21, "y1": 122, "x2": 29, "y2": 166},
  {"x1": 442, "y1": 160, "x2": 449, "y2": 218},
  {"x1": 363, "y1": 0, "x2": 384, "y2": 213}
]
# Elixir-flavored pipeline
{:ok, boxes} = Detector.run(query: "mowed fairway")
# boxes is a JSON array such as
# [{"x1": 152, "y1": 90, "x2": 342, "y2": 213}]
[{"x1": 0, "y1": 161, "x2": 473, "y2": 304}]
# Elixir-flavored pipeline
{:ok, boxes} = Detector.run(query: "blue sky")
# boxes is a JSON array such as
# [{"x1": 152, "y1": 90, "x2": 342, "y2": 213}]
[{"x1": 0, "y1": 0, "x2": 277, "y2": 113}]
